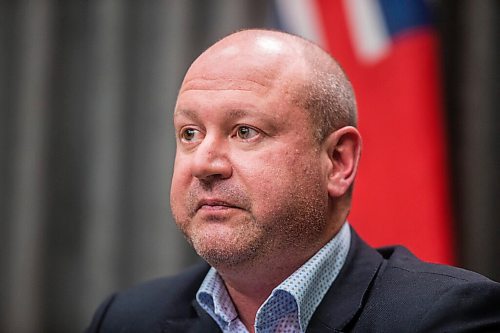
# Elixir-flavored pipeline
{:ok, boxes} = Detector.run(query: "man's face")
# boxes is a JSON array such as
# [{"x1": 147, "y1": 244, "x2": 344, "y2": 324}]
[{"x1": 170, "y1": 37, "x2": 331, "y2": 269}]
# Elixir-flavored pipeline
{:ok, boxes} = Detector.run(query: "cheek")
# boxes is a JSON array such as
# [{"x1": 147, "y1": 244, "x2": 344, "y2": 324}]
[{"x1": 238, "y1": 149, "x2": 321, "y2": 210}]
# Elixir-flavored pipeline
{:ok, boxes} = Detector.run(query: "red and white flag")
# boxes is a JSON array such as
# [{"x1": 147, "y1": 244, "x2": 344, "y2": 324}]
[{"x1": 274, "y1": 0, "x2": 454, "y2": 264}]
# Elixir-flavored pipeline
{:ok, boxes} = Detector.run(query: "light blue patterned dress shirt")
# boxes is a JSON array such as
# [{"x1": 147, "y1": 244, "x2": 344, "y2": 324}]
[{"x1": 196, "y1": 223, "x2": 351, "y2": 333}]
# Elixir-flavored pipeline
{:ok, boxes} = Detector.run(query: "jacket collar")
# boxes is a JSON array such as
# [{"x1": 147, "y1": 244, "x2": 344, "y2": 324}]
[
  {"x1": 159, "y1": 262, "x2": 221, "y2": 333},
  {"x1": 163, "y1": 227, "x2": 382, "y2": 333},
  {"x1": 161, "y1": 301, "x2": 221, "y2": 333},
  {"x1": 306, "y1": 228, "x2": 383, "y2": 332}
]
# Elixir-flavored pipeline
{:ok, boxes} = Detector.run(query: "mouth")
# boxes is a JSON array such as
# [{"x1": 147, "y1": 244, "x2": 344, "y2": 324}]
[{"x1": 196, "y1": 199, "x2": 241, "y2": 212}]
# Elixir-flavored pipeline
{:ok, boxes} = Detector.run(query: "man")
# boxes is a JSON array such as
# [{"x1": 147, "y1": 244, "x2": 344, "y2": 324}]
[{"x1": 86, "y1": 29, "x2": 500, "y2": 332}]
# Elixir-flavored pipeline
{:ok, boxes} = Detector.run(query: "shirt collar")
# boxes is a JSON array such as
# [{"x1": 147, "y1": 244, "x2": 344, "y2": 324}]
[
  {"x1": 262, "y1": 222, "x2": 351, "y2": 330},
  {"x1": 196, "y1": 222, "x2": 351, "y2": 332},
  {"x1": 196, "y1": 269, "x2": 239, "y2": 330}
]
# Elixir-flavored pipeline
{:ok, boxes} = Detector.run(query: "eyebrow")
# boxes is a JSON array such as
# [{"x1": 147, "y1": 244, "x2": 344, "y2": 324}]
[
  {"x1": 228, "y1": 109, "x2": 252, "y2": 118},
  {"x1": 174, "y1": 108, "x2": 278, "y2": 130},
  {"x1": 174, "y1": 108, "x2": 199, "y2": 120}
]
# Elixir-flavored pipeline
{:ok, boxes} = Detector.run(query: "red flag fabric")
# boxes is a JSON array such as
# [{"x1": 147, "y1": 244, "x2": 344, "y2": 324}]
[{"x1": 274, "y1": 0, "x2": 454, "y2": 264}]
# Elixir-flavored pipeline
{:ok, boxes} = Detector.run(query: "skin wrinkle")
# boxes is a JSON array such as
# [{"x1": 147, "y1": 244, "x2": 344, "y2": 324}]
[
  {"x1": 182, "y1": 88, "x2": 257, "y2": 91},
  {"x1": 183, "y1": 77, "x2": 268, "y2": 88}
]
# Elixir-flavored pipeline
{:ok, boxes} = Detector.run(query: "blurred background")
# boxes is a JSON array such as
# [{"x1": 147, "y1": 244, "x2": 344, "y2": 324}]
[{"x1": 0, "y1": 1, "x2": 498, "y2": 332}]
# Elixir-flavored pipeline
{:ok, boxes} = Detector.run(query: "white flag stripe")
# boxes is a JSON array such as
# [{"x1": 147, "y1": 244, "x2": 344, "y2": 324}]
[
  {"x1": 343, "y1": 0, "x2": 390, "y2": 62},
  {"x1": 274, "y1": 0, "x2": 325, "y2": 47}
]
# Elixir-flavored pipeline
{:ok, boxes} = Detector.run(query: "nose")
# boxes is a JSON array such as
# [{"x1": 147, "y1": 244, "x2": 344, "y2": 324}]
[{"x1": 191, "y1": 136, "x2": 232, "y2": 181}]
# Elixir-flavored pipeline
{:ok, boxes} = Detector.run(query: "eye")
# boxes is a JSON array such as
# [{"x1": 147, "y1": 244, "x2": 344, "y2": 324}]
[
  {"x1": 179, "y1": 127, "x2": 202, "y2": 142},
  {"x1": 236, "y1": 126, "x2": 259, "y2": 140}
]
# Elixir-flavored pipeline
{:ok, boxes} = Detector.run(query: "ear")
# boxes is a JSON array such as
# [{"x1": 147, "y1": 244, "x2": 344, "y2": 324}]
[{"x1": 323, "y1": 126, "x2": 362, "y2": 198}]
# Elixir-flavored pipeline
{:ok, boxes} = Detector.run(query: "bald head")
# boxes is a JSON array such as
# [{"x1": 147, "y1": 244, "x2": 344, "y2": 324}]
[{"x1": 181, "y1": 29, "x2": 357, "y2": 143}]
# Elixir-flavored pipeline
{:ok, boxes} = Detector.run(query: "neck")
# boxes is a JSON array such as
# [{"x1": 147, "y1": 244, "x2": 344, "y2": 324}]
[
  {"x1": 214, "y1": 240, "x2": 327, "y2": 331},
  {"x1": 213, "y1": 219, "x2": 346, "y2": 331}
]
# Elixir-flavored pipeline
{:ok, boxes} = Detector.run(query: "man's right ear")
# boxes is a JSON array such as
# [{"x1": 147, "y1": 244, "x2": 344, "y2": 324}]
[{"x1": 322, "y1": 126, "x2": 362, "y2": 198}]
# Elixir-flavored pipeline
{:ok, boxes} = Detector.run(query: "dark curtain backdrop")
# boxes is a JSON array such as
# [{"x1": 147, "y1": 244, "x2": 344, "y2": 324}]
[{"x1": 0, "y1": 1, "x2": 498, "y2": 332}]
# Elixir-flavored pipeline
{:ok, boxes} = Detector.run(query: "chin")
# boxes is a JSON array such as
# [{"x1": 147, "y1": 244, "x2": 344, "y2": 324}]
[
  {"x1": 189, "y1": 228, "x2": 264, "y2": 268},
  {"x1": 197, "y1": 246, "x2": 257, "y2": 268}
]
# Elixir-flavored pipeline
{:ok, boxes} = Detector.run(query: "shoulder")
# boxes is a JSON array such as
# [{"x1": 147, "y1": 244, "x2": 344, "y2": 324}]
[
  {"x1": 377, "y1": 245, "x2": 494, "y2": 287},
  {"x1": 109, "y1": 261, "x2": 210, "y2": 315},
  {"x1": 85, "y1": 261, "x2": 211, "y2": 332},
  {"x1": 360, "y1": 245, "x2": 500, "y2": 332}
]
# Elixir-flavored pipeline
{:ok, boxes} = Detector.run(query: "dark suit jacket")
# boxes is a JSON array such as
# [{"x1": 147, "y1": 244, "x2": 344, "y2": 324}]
[{"x1": 86, "y1": 229, "x2": 500, "y2": 332}]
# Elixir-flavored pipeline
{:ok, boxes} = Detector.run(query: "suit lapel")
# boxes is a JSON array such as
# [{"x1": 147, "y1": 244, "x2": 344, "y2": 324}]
[
  {"x1": 161, "y1": 301, "x2": 221, "y2": 333},
  {"x1": 158, "y1": 262, "x2": 221, "y2": 333},
  {"x1": 306, "y1": 228, "x2": 384, "y2": 332}
]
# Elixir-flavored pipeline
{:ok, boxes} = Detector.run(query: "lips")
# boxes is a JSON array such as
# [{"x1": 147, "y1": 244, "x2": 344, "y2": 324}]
[{"x1": 196, "y1": 199, "x2": 241, "y2": 211}]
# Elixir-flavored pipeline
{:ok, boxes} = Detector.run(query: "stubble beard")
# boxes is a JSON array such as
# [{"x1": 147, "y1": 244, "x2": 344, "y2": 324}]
[
  {"x1": 173, "y1": 182, "x2": 269, "y2": 269},
  {"x1": 173, "y1": 176, "x2": 330, "y2": 270},
  {"x1": 179, "y1": 213, "x2": 267, "y2": 268}
]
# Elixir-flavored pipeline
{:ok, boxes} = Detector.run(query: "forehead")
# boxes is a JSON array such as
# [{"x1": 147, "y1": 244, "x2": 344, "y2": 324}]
[
  {"x1": 174, "y1": 80, "x2": 288, "y2": 125},
  {"x1": 174, "y1": 34, "x2": 314, "y2": 128}
]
